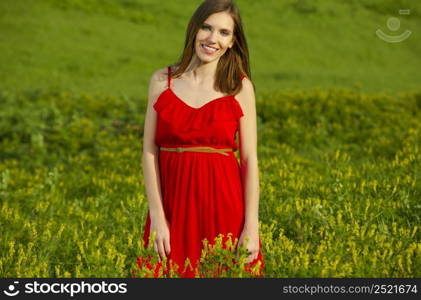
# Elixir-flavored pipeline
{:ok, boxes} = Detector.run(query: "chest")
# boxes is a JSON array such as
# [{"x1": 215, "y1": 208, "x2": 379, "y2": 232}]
[{"x1": 171, "y1": 78, "x2": 229, "y2": 108}]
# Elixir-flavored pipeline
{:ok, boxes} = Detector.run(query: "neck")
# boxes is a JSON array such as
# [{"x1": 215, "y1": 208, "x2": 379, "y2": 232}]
[{"x1": 185, "y1": 55, "x2": 219, "y2": 85}]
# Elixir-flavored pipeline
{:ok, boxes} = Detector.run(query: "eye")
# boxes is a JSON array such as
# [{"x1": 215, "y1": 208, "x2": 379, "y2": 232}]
[
  {"x1": 221, "y1": 31, "x2": 230, "y2": 36},
  {"x1": 201, "y1": 24, "x2": 211, "y2": 30}
]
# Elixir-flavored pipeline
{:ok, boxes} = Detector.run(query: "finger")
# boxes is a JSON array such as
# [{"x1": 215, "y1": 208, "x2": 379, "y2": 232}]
[
  {"x1": 236, "y1": 242, "x2": 244, "y2": 261},
  {"x1": 246, "y1": 254, "x2": 253, "y2": 264},
  {"x1": 242, "y1": 237, "x2": 249, "y2": 248},
  {"x1": 164, "y1": 237, "x2": 171, "y2": 256},
  {"x1": 252, "y1": 252, "x2": 259, "y2": 263},
  {"x1": 153, "y1": 241, "x2": 161, "y2": 262},
  {"x1": 157, "y1": 240, "x2": 166, "y2": 261},
  {"x1": 246, "y1": 251, "x2": 258, "y2": 263},
  {"x1": 247, "y1": 255, "x2": 256, "y2": 264}
]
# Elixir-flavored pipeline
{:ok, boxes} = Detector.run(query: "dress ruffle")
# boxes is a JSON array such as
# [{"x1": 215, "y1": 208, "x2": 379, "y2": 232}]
[{"x1": 153, "y1": 88, "x2": 244, "y2": 133}]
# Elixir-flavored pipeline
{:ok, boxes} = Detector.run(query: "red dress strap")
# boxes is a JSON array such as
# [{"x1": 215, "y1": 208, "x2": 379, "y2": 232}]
[
  {"x1": 240, "y1": 74, "x2": 246, "y2": 80},
  {"x1": 167, "y1": 66, "x2": 172, "y2": 88}
]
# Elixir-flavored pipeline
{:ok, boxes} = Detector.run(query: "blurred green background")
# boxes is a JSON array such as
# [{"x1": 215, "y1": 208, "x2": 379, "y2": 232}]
[{"x1": 1, "y1": 0, "x2": 420, "y2": 97}]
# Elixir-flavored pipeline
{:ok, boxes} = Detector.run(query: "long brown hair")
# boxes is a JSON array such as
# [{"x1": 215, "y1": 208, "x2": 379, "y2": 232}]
[{"x1": 169, "y1": 0, "x2": 253, "y2": 96}]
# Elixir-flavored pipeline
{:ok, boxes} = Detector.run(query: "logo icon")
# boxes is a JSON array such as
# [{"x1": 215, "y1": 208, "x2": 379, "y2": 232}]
[
  {"x1": 3, "y1": 281, "x2": 20, "y2": 297},
  {"x1": 376, "y1": 9, "x2": 411, "y2": 43}
]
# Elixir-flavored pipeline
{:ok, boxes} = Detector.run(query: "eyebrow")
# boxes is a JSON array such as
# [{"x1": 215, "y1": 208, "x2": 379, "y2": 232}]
[{"x1": 203, "y1": 22, "x2": 232, "y2": 33}]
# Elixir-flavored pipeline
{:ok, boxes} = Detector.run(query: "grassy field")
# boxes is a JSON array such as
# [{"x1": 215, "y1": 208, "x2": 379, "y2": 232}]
[
  {"x1": 1, "y1": 0, "x2": 420, "y2": 277},
  {"x1": 1, "y1": 88, "x2": 420, "y2": 277}
]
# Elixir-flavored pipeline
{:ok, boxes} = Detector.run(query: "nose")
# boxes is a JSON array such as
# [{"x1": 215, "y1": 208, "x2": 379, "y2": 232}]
[{"x1": 206, "y1": 30, "x2": 218, "y2": 43}]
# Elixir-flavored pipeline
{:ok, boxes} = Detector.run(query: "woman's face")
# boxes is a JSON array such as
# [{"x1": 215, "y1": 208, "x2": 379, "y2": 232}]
[{"x1": 194, "y1": 11, "x2": 235, "y2": 63}]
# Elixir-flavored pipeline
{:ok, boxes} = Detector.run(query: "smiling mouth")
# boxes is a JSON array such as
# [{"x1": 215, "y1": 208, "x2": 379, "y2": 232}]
[{"x1": 201, "y1": 43, "x2": 219, "y2": 54}]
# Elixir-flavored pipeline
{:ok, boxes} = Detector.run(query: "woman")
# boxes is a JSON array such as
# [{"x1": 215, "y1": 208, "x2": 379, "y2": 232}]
[{"x1": 137, "y1": 0, "x2": 264, "y2": 278}]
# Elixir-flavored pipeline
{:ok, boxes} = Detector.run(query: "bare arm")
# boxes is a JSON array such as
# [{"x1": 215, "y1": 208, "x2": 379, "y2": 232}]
[
  {"x1": 237, "y1": 77, "x2": 260, "y2": 230},
  {"x1": 142, "y1": 68, "x2": 167, "y2": 220},
  {"x1": 141, "y1": 67, "x2": 172, "y2": 261}
]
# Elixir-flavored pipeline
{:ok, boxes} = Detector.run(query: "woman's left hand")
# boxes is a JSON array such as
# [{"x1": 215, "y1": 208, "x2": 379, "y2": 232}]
[{"x1": 237, "y1": 225, "x2": 260, "y2": 264}]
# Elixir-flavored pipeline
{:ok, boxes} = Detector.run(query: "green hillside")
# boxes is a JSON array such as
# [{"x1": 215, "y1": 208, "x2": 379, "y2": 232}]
[{"x1": 0, "y1": 0, "x2": 420, "y2": 97}]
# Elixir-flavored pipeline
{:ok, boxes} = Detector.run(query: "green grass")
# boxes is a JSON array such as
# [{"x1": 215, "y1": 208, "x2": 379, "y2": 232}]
[
  {"x1": 0, "y1": 0, "x2": 420, "y2": 97},
  {"x1": 1, "y1": 88, "x2": 420, "y2": 277}
]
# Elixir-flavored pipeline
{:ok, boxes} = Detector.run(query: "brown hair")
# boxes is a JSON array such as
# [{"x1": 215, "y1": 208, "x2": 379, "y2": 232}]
[{"x1": 169, "y1": 0, "x2": 253, "y2": 96}]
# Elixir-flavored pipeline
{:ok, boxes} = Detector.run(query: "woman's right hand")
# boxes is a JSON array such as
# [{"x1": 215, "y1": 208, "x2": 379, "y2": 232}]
[{"x1": 150, "y1": 216, "x2": 171, "y2": 262}]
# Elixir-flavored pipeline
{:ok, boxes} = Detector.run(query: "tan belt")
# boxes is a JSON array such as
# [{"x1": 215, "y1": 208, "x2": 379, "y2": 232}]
[{"x1": 160, "y1": 146, "x2": 233, "y2": 156}]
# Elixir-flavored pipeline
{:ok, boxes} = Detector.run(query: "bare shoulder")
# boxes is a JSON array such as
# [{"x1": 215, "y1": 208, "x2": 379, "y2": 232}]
[
  {"x1": 150, "y1": 66, "x2": 168, "y2": 87},
  {"x1": 240, "y1": 77, "x2": 254, "y2": 94},
  {"x1": 236, "y1": 77, "x2": 256, "y2": 107},
  {"x1": 148, "y1": 66, "x2": 170, "y2": 102}
]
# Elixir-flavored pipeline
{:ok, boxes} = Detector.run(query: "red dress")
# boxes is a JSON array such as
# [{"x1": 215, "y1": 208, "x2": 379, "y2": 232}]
[{"x1": 136, "y1": 66, "x2": 265, "y2": 278}]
